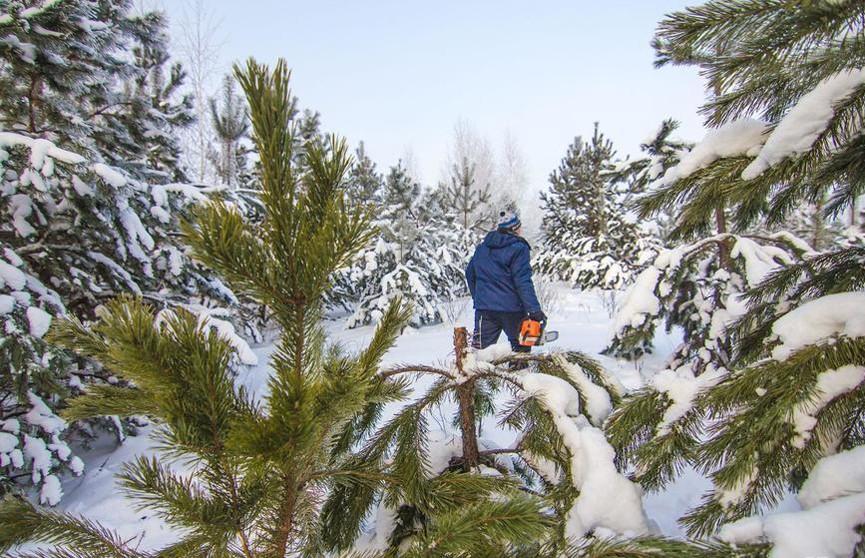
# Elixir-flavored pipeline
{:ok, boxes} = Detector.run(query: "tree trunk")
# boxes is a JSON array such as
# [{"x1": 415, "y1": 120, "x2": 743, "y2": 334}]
[
  {"x1": 715, "y1": 206, "x2": 732, "y2": 269},
  {"x1": 813, "y1": 197, "x2": 825, "y2": 250},
  {"x1": 596, "y1": 176, "x2": 607, "y2": 237},
  {"x1": 28, "y1": 75, "x2": 41, "y2": 133},
  {"x1": 270, "y1": 473, "x2": 298, "y2": 557},
  {"x1": 453, "y1": 327, "x2": 480, "y2": 471}
]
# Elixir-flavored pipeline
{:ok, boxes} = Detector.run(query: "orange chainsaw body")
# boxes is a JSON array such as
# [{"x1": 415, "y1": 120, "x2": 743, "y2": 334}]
[{"x1": 519, "y1": 319, "x2": 544, "y2": 347}]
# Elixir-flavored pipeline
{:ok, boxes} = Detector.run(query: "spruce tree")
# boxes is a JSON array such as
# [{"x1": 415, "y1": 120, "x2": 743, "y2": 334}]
[
  {"x1": 607, "y1": 2, "x2": 865, "y2": 552},
  {"x1": 0, "y1": 58, "x2": 413, "y2": 557}
]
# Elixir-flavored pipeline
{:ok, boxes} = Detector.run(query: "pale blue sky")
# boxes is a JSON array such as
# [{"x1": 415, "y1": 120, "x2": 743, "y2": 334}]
[{"x1": 160, "y1": 0, "x2": 709, "y2": 191}]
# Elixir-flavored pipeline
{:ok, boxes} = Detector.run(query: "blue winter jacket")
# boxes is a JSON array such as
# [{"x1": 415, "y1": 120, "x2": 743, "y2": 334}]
[{"x1": 465, "y1": 230, "x2": 541, "y2": 314}]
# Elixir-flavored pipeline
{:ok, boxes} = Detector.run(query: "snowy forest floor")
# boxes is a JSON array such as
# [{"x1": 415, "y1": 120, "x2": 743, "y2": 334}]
[{"x1": 47, "y1": 286, "x2": 795, "y2": 549}]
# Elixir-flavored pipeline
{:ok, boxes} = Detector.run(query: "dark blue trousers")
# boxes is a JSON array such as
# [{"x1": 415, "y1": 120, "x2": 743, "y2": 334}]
[{"x1": 472, "y1": 309, "x2": 530, "y2": 353}]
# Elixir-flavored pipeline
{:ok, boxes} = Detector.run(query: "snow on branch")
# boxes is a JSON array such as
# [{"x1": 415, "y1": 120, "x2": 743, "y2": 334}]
[
  {"x1": 656, "y1": 119, "x2": 767, "y2": 187},
  {"x1": 799, "y1": 446, "x2": 865, "y2": 509},
  {"x1": 0, "y1": 132, "x2": 86, "y2": 167},
  {"x1": 770, "y1": 292, "x2": 865, "y2": 362},
  {"x1": 720, "y1": 493, "x2": 865, "y2": 558},
  {"x1": 789, "y1": 365, "x2": 865, "y2": 449},
  {"x1": 613, "y1": 265, "x2": 662, "y2": 334},
  {"x1": 651, "y1": 365, "x2": 726, "y2": 437},
  {"x1": 155, "y1": 305, "x2": 258, "y2": 366},
  {"x1": 91, "y1": 163, "x2": 127, "y2": 187},
  {"x1": 87, "y1": 251, "x2": 142, "y2": 295},
  {"x1": 743, "y1": 68, "x2": 865, "y2": 180},
  {"x1": 511, "y1": 368, "x2": 648, "y2": 540},
  {"x1": 554, "y1": 354, "x2": 615, "y2": 426},
  {"x1": 195, "y1": 307, "x2": 258, "y2": 366}
]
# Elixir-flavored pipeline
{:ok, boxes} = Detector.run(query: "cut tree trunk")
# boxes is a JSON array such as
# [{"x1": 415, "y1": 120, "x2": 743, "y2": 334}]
[{"x1": 453, "y1": 327, "x2": 480, "y2": 471}]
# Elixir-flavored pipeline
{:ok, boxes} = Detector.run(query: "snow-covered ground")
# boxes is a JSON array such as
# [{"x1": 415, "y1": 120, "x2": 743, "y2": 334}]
[{"x1": 52, "y1": 288, "x2": 716, "y2": 549}]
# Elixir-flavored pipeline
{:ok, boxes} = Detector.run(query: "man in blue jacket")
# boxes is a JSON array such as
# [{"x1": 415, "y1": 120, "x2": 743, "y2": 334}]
[{"x1": 465, "y1": 211, "x2": 546, "y2": 352}]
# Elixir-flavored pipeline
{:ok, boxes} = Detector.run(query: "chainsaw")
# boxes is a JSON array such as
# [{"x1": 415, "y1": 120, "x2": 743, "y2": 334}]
[{"x1": 518, "y1": 318, "x2": 559, "y2": 347}]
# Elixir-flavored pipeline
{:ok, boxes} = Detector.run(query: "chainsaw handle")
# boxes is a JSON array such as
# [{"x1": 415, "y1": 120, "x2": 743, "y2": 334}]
[{"x1": 528, "y1": 311, "x2": 548, "y2": 325}]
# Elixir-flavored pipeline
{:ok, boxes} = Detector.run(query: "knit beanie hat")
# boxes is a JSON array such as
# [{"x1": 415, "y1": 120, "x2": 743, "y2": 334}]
[{"x1": 497, "y1": 210, "x2": 521, "y2": 232}]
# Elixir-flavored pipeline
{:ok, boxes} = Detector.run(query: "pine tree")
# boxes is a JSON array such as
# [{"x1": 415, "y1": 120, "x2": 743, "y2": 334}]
[
  {"x1": 416, "y1": 185, "x2": 478, "y2": 303},
  {"x1": 544, "y1": 123, "x2": 614, "y2": 239},
  {"x1": 535, "y1": 123, "x2": 656, "y2": 292},
  {"x1": 380, "y1": 162, "x2": 421, "y2": 264},
  {"x1": 85, "y1": 10, "x2": 195, "y2": 188},
  {"x1": 127, "y1": 40, "x2": 195, "y2": 184},
  {"x1": 608, "y1": 119, "x2": 690, "y2": 199},
  {"x1": 443, "y1": 156, "x2": 492, "y2": 231},
  {"x1": 208, "y1": 75, "x2": 250, "y2": 189},
  {"x1": 294, "y1": 108, "x2": 324, "y2": 169},
  {"x1": 326, "y1": 143, "x2": 385, "y2": 310},
  {"x1": 338, "y1": 159, "x2": 483, "y2": 329},
  {"x1": 0, "y1": 0, "x2": 244, "y2": 502},
  {"x1": 0, "y1": 58, "x2": 415, "y2": 557},
  {"x1": 344, "y1": 163, "x2": 446, "y2": 327},
  {"x1": 223, "y1": 86, "x2": 322, "y2": 195},
  {"x1": 442, "y1": 119, "x2": 498, "y2": 230},
  {"x1": 606, "y1": 1, "x2": 865, "y2": 552},
  {"x1": 346, "y1": 141, "x2": 384, "y2": 205}
]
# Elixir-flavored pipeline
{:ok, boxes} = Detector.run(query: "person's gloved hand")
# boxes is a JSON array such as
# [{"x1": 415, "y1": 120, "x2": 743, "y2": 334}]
[{"x1": 529, "y1": 310, "x2": 547, "y2": 324}]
